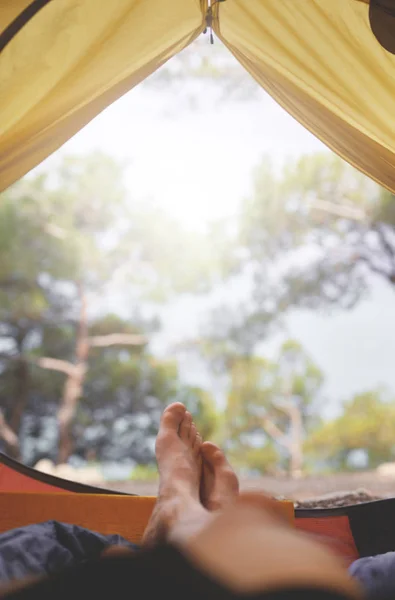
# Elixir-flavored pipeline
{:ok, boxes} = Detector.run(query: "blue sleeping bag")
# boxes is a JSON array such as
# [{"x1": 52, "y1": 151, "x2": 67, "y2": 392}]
[
  {"x1": 0, "y1": 521, "x2": 136, "y2": 582},
  {"x1": 350, "y1": 552, "x2": 395, "y2": 599}
]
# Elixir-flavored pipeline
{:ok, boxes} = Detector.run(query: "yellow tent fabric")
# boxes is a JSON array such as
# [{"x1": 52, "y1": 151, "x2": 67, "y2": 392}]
[
  {"x1": 214, "y1": 0, "x2": 395, "y2": 193},
  {"x1": 1, "y1": 0, "x2": 395, "y2": 193},
  {"x1": 0, "y1": 0, "x2": 206, "y2": 192}
]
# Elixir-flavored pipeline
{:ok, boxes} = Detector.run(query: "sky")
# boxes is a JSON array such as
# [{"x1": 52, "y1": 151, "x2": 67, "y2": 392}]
[{"x1": 43, "y1": 37, "x2": 395, "y2": 415}]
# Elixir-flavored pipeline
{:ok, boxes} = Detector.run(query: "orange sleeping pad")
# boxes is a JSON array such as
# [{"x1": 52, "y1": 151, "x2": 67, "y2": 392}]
[{"x1": 0, "y1": 453, "x2": 294, "y2": 545}]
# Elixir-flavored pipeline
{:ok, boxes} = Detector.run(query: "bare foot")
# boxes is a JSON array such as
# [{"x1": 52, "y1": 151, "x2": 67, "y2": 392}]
[
  {"x1": 200, "y1": 442, "x2": 239, "y2": 511},
  {"x1": 142, "y1": 403, "x2": 206, "y2": 546}
]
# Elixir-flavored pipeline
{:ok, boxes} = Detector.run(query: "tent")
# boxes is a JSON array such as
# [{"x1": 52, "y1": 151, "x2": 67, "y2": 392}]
[
  {"x1": 1, "y1": 0, "x2": 395, "y2": 562},
  {"x1": 1, "y1": 451, "x2": 395, "y2": 565}
]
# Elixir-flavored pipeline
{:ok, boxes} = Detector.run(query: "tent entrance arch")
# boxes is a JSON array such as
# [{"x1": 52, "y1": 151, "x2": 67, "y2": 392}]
[{"x1": 2, "y1": 0, "x2": 395, "y2": 559}]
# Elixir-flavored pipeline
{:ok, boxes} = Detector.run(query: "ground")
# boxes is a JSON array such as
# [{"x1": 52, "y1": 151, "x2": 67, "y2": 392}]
[{"x1": 102, "y1": 471, "x2": 395, "y2": 508}]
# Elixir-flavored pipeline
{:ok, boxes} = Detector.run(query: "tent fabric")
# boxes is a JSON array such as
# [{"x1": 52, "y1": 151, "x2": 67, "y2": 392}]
[
  {"x1": 0, "y1": 452, "x2": 126, "y2": 495},
  {"x1": 295, "y1": 516, "x2": 359, "y2": 566},
  {"x1": 0, "y1": 0, "x2": 206, "y2": 192},
  {"x1": 0, "y1": 453, "x2": 395, "y2": 562},
  {"x1": 2, "y1": 1, "x2": 395, "y2": 193},
  {"x1": 213, "y1": 0, "x2": 395, "y2": 194},
  {"x1": 2, "y1": 1, "x2": 395, "y2": 192}
]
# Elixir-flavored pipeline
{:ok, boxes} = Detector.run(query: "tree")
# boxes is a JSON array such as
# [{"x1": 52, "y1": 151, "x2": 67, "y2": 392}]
[
  {"x1": 0, "y1": 411, "x2": 19, "y2": 458},
  {"x1": 176, "y1": 385, "x2": 221, "y2": 442},
  {"x1": 0, "y1": 172, "x2": 76, "y2": 458},
  {"x1": 237, "y1": 153, "x2": 395, "y2": 320},
  {"x1": 0, "y1": 309, "x2": 216, "y2": 467},
  {"x1": 35, "y1": 291, "x2": 146, "y2": 464},
  {"x1": 71, "y1": 334, "x2": 184, "y2": 466},
  {"x1": 227, "y1": 441, "x2": 280, "y2": 477},
  {"x1": 305, "y1": 390, "x2": 395, "y2": 471},
  {"x1": 0, "y1": 152, "x2": 223, "y2": 461},
  {"x1": 0, "y1": 153, "x2": 135, "y2": 458},
  {"x1": 224, "y1": 340, "x2": 324, "y2": 477}
]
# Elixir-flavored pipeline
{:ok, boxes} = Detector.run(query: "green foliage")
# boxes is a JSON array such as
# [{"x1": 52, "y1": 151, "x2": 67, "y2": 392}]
[
  {"x1": 228, "y1": 442, "x2": 280, "y2": 476},
  {"x1": 227, "y1": 341, "x2": 322, "y2": 422},
  {"x1": 0, "y1": 152, "x2": 224, "y2": 463},
  {"x1": 237, "y1": 152, "x2": 394, "y2": 317},
  {"x1": 224, "y1": 341, "x2": 323, "y2": 475},
  {"x1": 129, "y1": 464, "x2": 158, "y2": 481},
  {"x1": 199, "y1": 152, "x2": 395, "y2": 379},
  {"x1": 0, "y1": 152, "x2": 225, "y2": 320},
  {"x1": 53, "y1": 316, "x2": 214, "y2": 464},
  {"x1": 2, "y1": 146, "x2": 394, "y2": 474},
  {"x1": 306, "y1": 391, "x2": 395, "y2": 470},
  {"x1": 176, "y1": 386, "x2": 222, "y2": 442}
]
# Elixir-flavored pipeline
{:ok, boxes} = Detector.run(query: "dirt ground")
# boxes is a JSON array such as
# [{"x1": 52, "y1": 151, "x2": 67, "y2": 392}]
[{"x1": 102, "y1": 471, "x2": 395, "y2": 507}]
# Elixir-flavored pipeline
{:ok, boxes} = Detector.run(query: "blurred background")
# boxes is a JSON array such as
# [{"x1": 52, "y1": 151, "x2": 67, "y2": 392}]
[{"x1": 1, "y1": 37, "x2": 395, "y2": 499}]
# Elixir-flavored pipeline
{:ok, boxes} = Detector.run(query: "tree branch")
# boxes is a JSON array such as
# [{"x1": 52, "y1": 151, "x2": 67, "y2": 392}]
[
  {"x1": 374, "y1": 223, "x2": 395, "y2": 263},
  {"x1": 358, "y1": 254, "x2": 392, "y2": 280},
  {"x1": 272, "y1": 399, "x2": 293, "y2": 417},
  {"x1": 88, "y1": 333, "x2": 146, "y2": 347},
  {"x1": 0, "y1": 412, "x2": 19, "y2": 450},
  {"x1": 0, "y1": 352, "x2": 18, "y2": 361},
  {"x1": 33, "y1": 357, "x2": 77, "y2": 377},
  {"x1": 261, "y1": 416, "x2": 290, "y2": 449},
  {"x1": 0, "y1": 354, "x2": 78, "y2": 379},
  {"x1": 309, "y1": 199, "x2": 366, "y2": 222},
  {"x1": 43, "y1": 223, "x2": 67, "y2": 240}
]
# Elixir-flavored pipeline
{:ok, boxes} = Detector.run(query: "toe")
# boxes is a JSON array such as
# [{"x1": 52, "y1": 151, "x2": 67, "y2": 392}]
[
  {"x1": 201, "y1": 442, "x2": 226, "y2": 466},
  {"x1": 190, "y1": 422, "x2": 197, "y2": 444},
  {"x1": 161, "y1": 403, "x2": 187, "y2": 430},
  {"x1": 194, "y1": 433, "x2": 202, "y2": 456},
  {"x1": 179, "y1": 411, "x2": 192, "y2": 442}
]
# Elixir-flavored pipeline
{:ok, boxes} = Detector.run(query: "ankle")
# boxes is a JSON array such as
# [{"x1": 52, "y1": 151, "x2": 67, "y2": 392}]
[{"x1": 159, "y1": 476, "x2": 200, "y2": 503}]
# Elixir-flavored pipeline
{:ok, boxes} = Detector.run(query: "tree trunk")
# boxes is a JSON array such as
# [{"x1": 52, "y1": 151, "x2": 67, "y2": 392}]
[
  {"x1": 288, "y1": 403, "x2": 304, "y2": 479},
  {"x1": 0, "y1": 412, "x2": 20, "y2": 459},
  {"x1": 57, "y1": 287, "x2": 89, "y2": 465},
  {"x1": 6, "y1": 334, "x2": 29, "y2": 461},
  {"x1": 10, "y1": 359, "x2": 29, "y2": 437}
]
